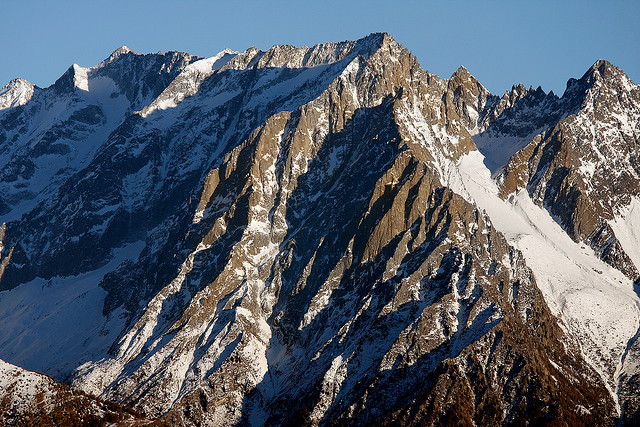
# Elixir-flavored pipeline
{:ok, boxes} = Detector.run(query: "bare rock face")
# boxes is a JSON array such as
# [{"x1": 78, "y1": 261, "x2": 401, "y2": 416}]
[
  {"x1": 0, "y1": 34, "x2": 632, "y2": 425},
  {"x1": 444, "y1": 65, "x2": 494, "y2": 134}
]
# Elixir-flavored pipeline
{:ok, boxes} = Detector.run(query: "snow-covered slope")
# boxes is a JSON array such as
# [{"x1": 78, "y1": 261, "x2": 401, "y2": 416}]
[
  {"x1": 451, "y1": 150, "x2": 640, "y2": 402},
  {"x1": 0, "y1": 47, "x2": 200, "y2": 222},
  {"x1": 497, "y1": 60, "x2": 640, "y2": 280},
  {"x1": 610, "y1": 198, "x2": 640, "y2": 272},
  {"x1": 0, "y1": 240, "x2": 143, "y2": 378},
  {"x1": 0, "y1": 78, "x2": 34, "y2": 110}
]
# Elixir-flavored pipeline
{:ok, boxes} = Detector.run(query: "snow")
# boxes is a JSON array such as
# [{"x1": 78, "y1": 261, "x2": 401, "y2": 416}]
[
  {"x1": 0, "y1": 71, "x2": 130, "y2": 223},
  {"x1": 578, "y1": 159, "x2": 598, "y2": 180},
  {"x1": 117, "y1": 241, "x2": 211, "y2": 361},
  {"x1": 122, "y1": 162, "x2": 153, "y2": 208},
  {"x1": 309, "y1": 354, "x2": 348, "y2": 422},
  {"x1": 244, "y1": 63, "x2": 332, "y2": 110},
  {"x1": 396, "y1": 98, "x2": 458, "y2": 181},
  {"x1": 473, "y1": 132, "x2": 538, "y2": 174},
  {"x1": 0, "y1": 241, "x2": 144, "y2": 379},
  {"x1": 107, "y1": 46, "x2": 133, "y2": 62},
  {"x1": 0, "y1": 359, "x2": 55, "y2": 413},
  {"x1": 73, "y1": 238, "x2": 217, "y2": 400},
  {"x1": 0, "y1": 78, "x2": 34, "y2": 110},
  {"x1": 451, "y1": 149, "x2": 640, "y2": 403},
  {"x1": 4, "y1": 36, "x2": 636, "y2": 421},
  {"x1": 73, "y1": 64, "x2": 89, "y2": 91},
  {"x1": 610, "y1": 197, "x2": 640, "y2": 273},
  {"x1": 141, "y1": 48, "x2": 238, "y2": 116},
  {"x1": 0, "y1": 359, "x2": 42, "y2": 392},
  {"x1": 187, "y1": 48, "x2": 238, "y2": 74}
]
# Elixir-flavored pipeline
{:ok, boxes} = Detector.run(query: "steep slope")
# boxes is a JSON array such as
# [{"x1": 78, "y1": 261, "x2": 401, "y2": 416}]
[
  {"x1": 450, "y1": 150, "x2": 639, "y2": 407},
  {"x1": 445, "y1": 60, "x2": 640, "y2": 421},
  {"x1": 442, "y1": 65, "x2": 495, "y2": 135},
  {"x1": 497, "y1": 61, "x2": 640, "y2": 424},
  {"x1": 0, "y1": 47, "x2": 220, "y2": 380},
  {"x1": 0, "y1": 78, "x2": 34, "y2": 110},
  {"x1": 473, "y1": 84, "x2": 567, "y2": 173},
  {"x1": 444, "y1": 66, "x2": 574, "y2": 175},
  {"x1": 0, "y1": 35, "x2": 388, "y2": 380},
  {"x1": 0, "y1": 47, "x2": 201, "y2": 223}
]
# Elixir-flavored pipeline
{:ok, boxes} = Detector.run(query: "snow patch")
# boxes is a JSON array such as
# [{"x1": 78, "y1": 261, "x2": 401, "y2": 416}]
[
  {"x1": 73, "y1": 64, "x2": 89, "y2": 91},
  {"x1": 473, "y1": 132, "x2": 539, "y2": 174},
  {"x1": 610, "y1": 197, "x2": 640, "y2": 273},
  {"x1": 141, "y1": 48, "x2": 238, "y2": 116}
]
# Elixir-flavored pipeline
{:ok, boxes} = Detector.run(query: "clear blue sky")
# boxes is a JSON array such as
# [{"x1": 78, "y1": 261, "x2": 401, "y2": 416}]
[{"x1": 2, "y1": 0, "x2": 638, "y2": 96}]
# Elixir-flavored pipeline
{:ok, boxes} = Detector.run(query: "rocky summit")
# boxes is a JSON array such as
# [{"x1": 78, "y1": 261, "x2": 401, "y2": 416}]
[{"x1": 0, "y1": 33, "x2": 638, "y2": 425}]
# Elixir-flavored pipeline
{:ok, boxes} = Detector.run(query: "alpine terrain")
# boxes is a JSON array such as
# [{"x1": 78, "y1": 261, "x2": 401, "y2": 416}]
[{"x1": 0, "y1": 33, "x2": 639, "y2": 425}]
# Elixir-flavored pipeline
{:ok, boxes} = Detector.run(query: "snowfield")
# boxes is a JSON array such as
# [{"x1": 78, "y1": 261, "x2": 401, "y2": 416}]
[{"x1": 452, "y1": 149, "x2": 640, "y2": 407}]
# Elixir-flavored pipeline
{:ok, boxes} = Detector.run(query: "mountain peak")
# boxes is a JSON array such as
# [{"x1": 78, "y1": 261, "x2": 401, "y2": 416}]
[
  {"x1": 219, "y1": 47, "x2": 237, "y2": 56},
  {"x1": 450, "y1": 65, "x2": 474, "y2": 83},
  {"x1": 589, "y1": 58, "x2": 615, "y2": 73},
  {"x1": 0, "y1": 77, "x2": 32, "y2": 91},
  {"x1": 350, "y1": 32, "x2": 399, "y2": 56},
  {"x1": 0, "y1": 77, "x2": 35, "y2": 110},
  {"x1": 569, "y1": 59, "x2": 633, "y2": 93},
  {"x1": 361, "y1": 31, "x2": 391, "y2": 43},
  {"x1": 378, "y1": 31, "x2": 395, "y2": 44},
  {"x1": 584, "y1": 59, "x2": 627, "y2": 83},
  {"x1": 225, "y1": 33, "x2": 398, "y2": 72},
  {"x1": 448, "y1": 65, "x2": 488, "y2": 100},
  {"x1": 105, "y1": 46, "x2": 134, "y2": 64},
  {"x1": 449, "y1": 65, "x2": 483, "y2": 85},
  {"x1": 112, "y1": 45, "x2": 132, "y2": 56}
]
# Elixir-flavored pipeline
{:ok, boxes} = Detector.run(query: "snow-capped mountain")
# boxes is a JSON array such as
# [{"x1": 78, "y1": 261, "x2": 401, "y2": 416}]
[{"x1": 0, "y1": 33, "x2": 638, "y2": 425}]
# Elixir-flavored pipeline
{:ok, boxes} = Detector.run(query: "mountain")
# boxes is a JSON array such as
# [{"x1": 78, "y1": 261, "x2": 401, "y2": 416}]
[
  {"x1": 0, "y1": 33, "x2": 638, "y2": 425},
  {"x1": 487, "y1": 58, "x2": 640, "y2": 422}
]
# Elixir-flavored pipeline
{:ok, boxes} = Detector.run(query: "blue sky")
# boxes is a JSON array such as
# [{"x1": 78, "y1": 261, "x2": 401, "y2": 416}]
[{"x1": 2, "y1": 0, "x2": 638, "y2": 96}]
